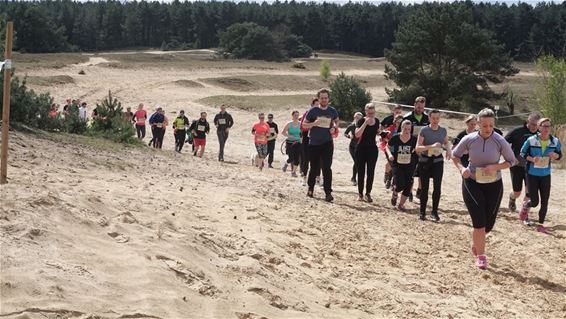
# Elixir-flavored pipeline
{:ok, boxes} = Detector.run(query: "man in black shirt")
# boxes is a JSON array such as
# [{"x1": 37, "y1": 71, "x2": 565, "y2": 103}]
[
  {"x1": 266, "y1": 114, "x2": 279, "y2": 168},
  {"x1": 402, "y1": 96, "x2": 430, "y2": 201},
  {"x1": 213, "y1": 105, "x2": 234, "y2": 162},
  {"x1": 504, "y1": 112, "x2": 540, "y2": 213},
  {"x1": 191, "y1": 112, "x2": 211, "y2": 158}
]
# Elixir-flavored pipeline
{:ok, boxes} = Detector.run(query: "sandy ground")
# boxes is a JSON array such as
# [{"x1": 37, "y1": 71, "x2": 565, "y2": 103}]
[{"x1": 0, "y1": 52, "x2": 565, "y2": 319}]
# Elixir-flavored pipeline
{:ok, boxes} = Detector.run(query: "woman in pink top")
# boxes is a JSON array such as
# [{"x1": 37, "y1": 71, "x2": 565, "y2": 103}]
[
  {"x1": 133, "y1": 103, "x2": 147, "y2": 139},
  {"x1": 252, "y1": 113, "x2": 271, "y2": 170}
]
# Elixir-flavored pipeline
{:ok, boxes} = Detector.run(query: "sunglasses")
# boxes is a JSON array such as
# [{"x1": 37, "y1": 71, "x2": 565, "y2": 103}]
[{"x1": 417, "y1": 100, "x2": 425, "y2": 103}]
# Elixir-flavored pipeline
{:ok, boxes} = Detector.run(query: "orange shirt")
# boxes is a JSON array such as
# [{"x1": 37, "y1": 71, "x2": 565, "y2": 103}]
[{"x1": 252, "y1": 122, "x2": 270, "y2": 145}]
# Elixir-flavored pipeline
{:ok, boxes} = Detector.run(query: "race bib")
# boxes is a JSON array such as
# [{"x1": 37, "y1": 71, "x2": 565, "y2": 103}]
[
  {"x1": 184, "y1": 125, "x2": 190, "y2": 130},
  {"x1": 534, "y1": 157, "x2": 550, "y2": 169},
  {"x1": 218, "y1": 119, "x2": 226, "y2": 125},
  {"x1": 476, "y1": 167, "x2": 497, "y2": 184},
  {"x1": 317, "y1": 117, "x2": 332, "y2": 128},
  {"x1": 428, "y1": 147, "x2": 442, "y2": 157},
  {"x1": 197, "y1": 125, "x2": 206, "y2": 131},
  {"x1": 397, "y1": 153, "x2": 412, "y2": 165},
  {"x1": 156, "y1": 123, "x2": 163, "y2": 128},
  {"x1": 270, "y1": 127, "x2": 276, "y2": 134},
  {"x1": 413, "y1": 126, "x2": 425, "y2": 136}
]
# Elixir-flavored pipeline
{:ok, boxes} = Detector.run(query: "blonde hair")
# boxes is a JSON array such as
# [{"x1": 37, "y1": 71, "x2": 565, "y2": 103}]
[
  {"x1": 464, "y1": 114, "x2": 477, "y2": 124},
  {"x1": 538, "y1": 118, "x2": 551, "y2": 126},
  {"x1": 352, "y1": 112, "x2": 363, "y2": 124}
]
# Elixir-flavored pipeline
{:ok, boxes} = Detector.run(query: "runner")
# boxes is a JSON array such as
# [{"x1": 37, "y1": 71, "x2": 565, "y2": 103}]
[
  {"x1": 302, "y1": 89, "x2": 339, "y2": 202},
  {"x1": 386, "y1": 120, "x2": 418, "y2": 211},
  {"x1": 266, "y1": 114, "x2": 279, "y2": 168},
  {"x1": 147, "y1": 109, "x2": 158, "y2": 147},
  {"x1": 354, "y1": 104, "x2": 380, "y2": 202},
  {"x1": 213, "y1": 104, "x2": 234, "y2": 162},
  {"x1": 191, "y1": 112, "x2": 210, "y2": 158},
  {"x1": 133, "y1": 103, "x2": 147, "y2": 139},
  {"x1": 281, "y1": 111, "x2": 302, "y2": 177},
  {"x1": 519, "y1": 118, "x2": 562, "y2": 232},
  {"x1": 344, "y1": 112, "x2": 363, "y2": 186},
  {"x1": 452, "y1": 115, "x2": 478, "y2": 168},
  {"x1": 415, "y1": 109, "x2": 451, "y2": 222},
  {"x1": 403, "y1": 97, "x2": 430, "y2": 201},
  {"x1": 300, "y1": 98, "x2": 319, "y2": 184},
  {"x1": 504, "y1": 113, "x2": 540, "y2": 213},
  {"x1": 380, "y1": 114, "x2": 403, "y2": 190},
  {"x1": 173, "y1": 110, "x2": 190, "y2": 153},
  {"x1": 252, "y1": 113, "x2": 271, "y2": 170},
  {"x1": 151, "y1": 107, "x2": 165, "y2": 149},
  {"x1": 452, "y1": 108, "x2": 517, "y2": 269},
  {"x1": 380, "y1": 104, "x2": 403, "y2": 131}
]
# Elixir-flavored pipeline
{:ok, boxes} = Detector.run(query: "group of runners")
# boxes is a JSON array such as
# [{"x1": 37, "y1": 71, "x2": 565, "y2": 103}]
[{"x1": 251, "y1": 90, "x2": 561, "y2": 270}]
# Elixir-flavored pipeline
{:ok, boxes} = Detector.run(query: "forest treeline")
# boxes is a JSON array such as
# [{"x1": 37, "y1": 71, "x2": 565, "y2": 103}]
[{"x1": 1, "y1": 1, "x2": 565, "y2": 60}]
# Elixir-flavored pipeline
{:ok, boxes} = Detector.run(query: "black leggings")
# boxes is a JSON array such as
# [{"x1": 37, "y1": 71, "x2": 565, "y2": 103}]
[
  {"x1": 525, "y1": 174, "x2": 551, "y2": 224},
  {"x1": 355, "y1": 146, "x2": 378, "y2": 195},
  {"x1": 463, "y1": 178, "x2": 503, "y2": 232},
  {"x1": 419, "y1": 161, "x2": 444, "y2": 215},
  {"x1": 300, "y1": 134, "x2": 310, "y2": 176},
  {"x1": 286, "y1": 141, "x2": 301, "y2": 166},
  {"x1": 393, "y1": 163, "x2": 415, "y2": 197},
  {"x1": 267, "y1": 139, "x2": 276, "y2": 165},
  {"x1": 175, "y1": 130, "x2": 186, "y2": 151},
  {"x1": 349, "y1": 142, "x2": 357, "y2": 180},
  {"x1": 154, "y1": 127, "x2": 164, "y2": 149},
  {"x1": 308, "y1": 142, "x2": 333, "y2": 195},
  {"x1": 136, "y1": 125, "x2": 146, "y2": 139}
]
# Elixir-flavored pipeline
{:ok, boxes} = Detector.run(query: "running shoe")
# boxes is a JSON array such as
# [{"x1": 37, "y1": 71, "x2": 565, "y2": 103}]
[
  {"x1": 537, "y1": 225, "x2": 548, "y2": 234},
  {"x1": 351, "y1": 178, "x2": 357, "y2": 186},
  {"x1": 365, "y1": 194, "x2": 373, "y2": 203},
  {"x1": 519, "y1": 203, "x2": 529, "y2": 222},
  {"x1": 391, "y1": 192, "x2": 398, "y2": 207},
  {"x1": 307, "y1": 189, "x2": 314, "y2": 198},
  {"x1": 523, "y1": 219, "x2": 534, "y2": 226},
  {"x1": 431, "y1": 213, "x2": 440, "y2": 222},
  {"x1": 476, "y1": 255, "x2": 488, "y2": 270},
  {"x1": 325, "y1": 194, "x2": 334, "y2": 202},
  {"x1": 282, "y1": 162, "x2": 288, "y2": 172},
  {"x1": 291, "y1": 172, "x2": 298, "y2": 178},
  {"x1": 268, "y1": 164, "x2": 274, "y2": 169},
  {"x1": 357, "y1": 195, "x2": 364, "y2": 201},
  {"x1": 385, "y1": 178, "x2": 392, "y2": 190},
  {"x1": 419, "y1": 212, "x2": 426, "y2": 221},
  {"x1": 508, "y1": 193, "x2": 517, "y2": 212}
]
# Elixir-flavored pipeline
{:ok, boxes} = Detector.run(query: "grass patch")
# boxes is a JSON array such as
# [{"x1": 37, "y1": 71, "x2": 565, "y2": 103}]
[
  {"x1": 199, "y1": 75, "x2": 391, "y2": 92},
  {"x1": 13, "y1": 52, "x2": 89, "y2": 71},
  {"x1": 26, "y1": 75, "x2": 75, "y2": 86},
  {"x1": 197, "y1": 94, "x2": 313, "y2": 111},
  {"x1": 173, "y1": 79, "x2": 205, "y2": 88}
]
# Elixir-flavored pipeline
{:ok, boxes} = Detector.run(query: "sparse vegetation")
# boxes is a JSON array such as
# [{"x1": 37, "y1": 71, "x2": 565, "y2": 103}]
[
  {"x1": 330, "y1": 72, "x2": 372, "y2": 120},
  {"x1": 320, "y1": 60, "x2": 331, "y2": 81},
  {"x1": 534, "y1": 56, "x2": 566, "y2": 125}
]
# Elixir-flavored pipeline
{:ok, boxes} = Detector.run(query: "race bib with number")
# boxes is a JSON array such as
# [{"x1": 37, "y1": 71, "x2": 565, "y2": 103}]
[
  {"x1": 156, "y1": 123, "x2": 163, "y2": 128},
  {"x1": 218, "y1": 119, "x2": 226, "y2": 125},
  {"x1": 534, "y1": 157, "x2": 550, "y2": 168},
  {"x1": 413, "y1": 126, "x2": 425, "y2": 136},
  {"x1": 270, "y1": 127, "x2": 276, "y2": 134},
  {"x1": 428, "y1": 147, "x2": 442, "y2": 157},
  {"x1": 476, "y1": 167, "x2": 497, "y2": 184},
  {"x1": 197, "y1": 125, "x2": 206, "y2": 131},
  {"x1": 397, "y1": 153, "x2": 412, "y2": 165},
  {"x1": 317, "y1": 117, "x2": 332, "y2": 128}
]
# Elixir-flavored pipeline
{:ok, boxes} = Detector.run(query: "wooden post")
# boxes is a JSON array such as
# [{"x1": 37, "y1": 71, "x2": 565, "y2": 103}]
[{"x1": 1, "y1": 21, "x2": 14, "y2": 185}]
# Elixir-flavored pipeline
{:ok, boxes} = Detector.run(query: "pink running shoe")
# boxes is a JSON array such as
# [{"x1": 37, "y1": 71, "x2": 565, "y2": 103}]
[
  {"x1": 537, "y1": 225, "x2": 548, "y2": 234},
  {"x1": 519, "y1": 204, "x2": 529, "y2": 222},
  {"x1": 476, "y1": 255, "x2": 488, "y2": 270}
]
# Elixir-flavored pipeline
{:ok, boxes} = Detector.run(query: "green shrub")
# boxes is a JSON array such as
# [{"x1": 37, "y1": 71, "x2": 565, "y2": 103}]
[
  {"x1": 89, "y1": 91, "x2": 136, "y2": 143},
  {"x1": 534, "y1": 56, "x2": 566, "y2": 125},
  {"x1": 320, "y1": 60, "x2": 331, "y2": 81},
  {"x1": 330, "y1": 72, "x2": 372, "y2": 120}
]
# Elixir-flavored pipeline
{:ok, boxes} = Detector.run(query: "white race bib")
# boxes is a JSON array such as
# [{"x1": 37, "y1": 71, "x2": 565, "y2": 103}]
[
  {"x1": 218, "y1": 119, "x2": 226, "y2": 125},
  {"x1": 476, "y1": 167, "x2": 497, "y2": 184},
  {"x1": 317, "y1": 117, "x2": 331, "y2": 128},
  {"x1": 197, "y1": 125, "x2": 206, "y2": 131},
  {"x1": 156, "y1": 123, "x2": 163, "y2": 128},
  {"x1": 413, "y1": 126, "x2": 425, "y2": 136},
  {"x1": 270, "y1": 127, "x2": 276, "y2": 133},
  {"x1": 428, "y1": 147, "x2": 442, "y2": 157},
  {"x1": 184, "y1": 125, "x2": 190, "y2": 130},
  {"x1": 534, "y1": 157, "x2": 550, "y2": 169},
  {"x1": 397, "y1": 153, "x2": 412, "y2": 165}
]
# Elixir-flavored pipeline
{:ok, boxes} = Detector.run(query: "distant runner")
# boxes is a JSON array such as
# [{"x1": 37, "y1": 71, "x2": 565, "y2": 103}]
[
  {"x1": 213, "y1": 104, "x2": 234, "y2": 162},
  {"x1": 133, "y1": 103, "x2": 147, "y2": 139},
  {"x1": 191, "y1": 112, "x2": 210, "y2": 157},
  {"x1": 281, "y1": 111, "x2": 302, "y2": 177},
  {"x1": 344, "y1": 112, "x2": 363, "y2": 186},
  {"x1": 266, "y1": 114, "x2": 279, "y2": 168},
  {"x1": 386, "y1": 120, "x2": 418, "y2": 211},
  {"x1": 173, "y1": 110, "x2": 190, "y2": 153},
  {"x1": 252, "y1": 113, "x2": 271, "y2": 170}
]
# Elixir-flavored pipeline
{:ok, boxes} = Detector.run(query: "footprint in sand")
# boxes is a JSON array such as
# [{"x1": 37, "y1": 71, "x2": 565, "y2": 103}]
[{"x1": 107, "y1": 232, "x2": 130, "y2": 243}]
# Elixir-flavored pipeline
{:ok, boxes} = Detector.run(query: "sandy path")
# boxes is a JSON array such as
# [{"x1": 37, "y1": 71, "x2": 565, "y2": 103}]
[{"x1": 1, "y1": 52, "x2": 565, "y2": 318}]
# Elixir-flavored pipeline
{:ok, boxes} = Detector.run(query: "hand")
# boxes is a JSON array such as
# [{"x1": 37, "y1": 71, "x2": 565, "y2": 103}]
[
  {"x1": 533, "y1": 156, "x2": 541, "y2": 163},
  {"x1": 461, "y1": 167, "x2": 471, "y2": 179},
  {"x1": 313, "y1": 119, "x2": 320, "y2": 127},
  {"x1": 432, "y1": 142, "x2": 442, "y2": 148},
  {"x1": 330, "y1": 127, "x2": 336, "y2": 135},
  {"x1": 388, "y1": 155, "x2": 394, "y2": 162},
  {"x1": 549, "y1": 152, "x2": 559, "y2": 160},
  {"x1": 225, "y1": 128, "x2": 230, "y2": 133}
]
